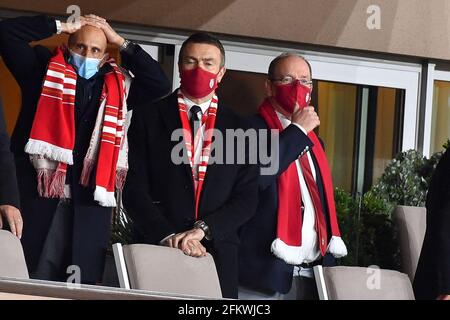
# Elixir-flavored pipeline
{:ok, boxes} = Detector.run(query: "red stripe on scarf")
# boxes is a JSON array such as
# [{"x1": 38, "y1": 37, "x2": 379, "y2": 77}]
[
  {"x1": 258, "y1": 99, "x2": 342, "y2": 248},
  {"x1": 94, "y1": 70, "x2": 125, "y2": 197},
  {"x1": 177, "y1": 90, "x2": 218, "y2": 219},
  {"x1": 26, "y1": 46, "x2": 127, "y2": 206}
]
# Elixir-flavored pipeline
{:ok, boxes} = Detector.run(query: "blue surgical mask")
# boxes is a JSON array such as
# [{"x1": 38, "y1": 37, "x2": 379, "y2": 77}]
[{"x1": 69, "y1": 51, "x2": 102, "y2": 79}]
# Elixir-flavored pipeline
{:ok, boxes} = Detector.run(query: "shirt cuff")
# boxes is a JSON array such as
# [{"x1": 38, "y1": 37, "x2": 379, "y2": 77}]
[
  {"x1": 55, "y1": 19, "x2": 62, "y2": 35},
  {"x1": 160, "y1": 233, "x2": 175, "y2": 244},
  {"x1": 291, "y1": 122, "x2": 308, "y2": 135}
]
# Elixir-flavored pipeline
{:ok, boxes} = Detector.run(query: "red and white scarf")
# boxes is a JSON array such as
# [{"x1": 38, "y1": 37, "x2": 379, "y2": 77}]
[
  {"x1": 25, "y1": 46, "x2": 130, "y2": 207},
  {"x1": 177, "y1": 90, "x2": 218, "y2": 218},
  {"x1": 259, "y1": 99, "x2": 347, "y2": 264}
]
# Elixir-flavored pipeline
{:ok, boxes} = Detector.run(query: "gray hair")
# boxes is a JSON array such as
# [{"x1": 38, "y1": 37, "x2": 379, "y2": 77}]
[{"x1": 268, "y1": 52, "x2": 312, "y2": 80}]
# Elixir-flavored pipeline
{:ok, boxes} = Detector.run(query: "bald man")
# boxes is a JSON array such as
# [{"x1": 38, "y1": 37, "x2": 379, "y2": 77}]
[{"x1": 0, "y1": 14, "x2": 170, "y2": 284}]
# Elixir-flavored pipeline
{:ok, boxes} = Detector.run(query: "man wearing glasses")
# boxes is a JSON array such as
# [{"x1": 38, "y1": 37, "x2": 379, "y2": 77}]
[{"x1": 239, "y1": 53, "x2": 347, "y2": 299}]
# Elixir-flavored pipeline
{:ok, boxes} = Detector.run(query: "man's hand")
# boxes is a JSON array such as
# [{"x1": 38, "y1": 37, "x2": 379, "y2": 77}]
[
  {"x1": 181, "y1": 239, "x2": 207, "y2": 257},
  {"x1": 0, "y1": 205, "x2": 23, "y2": 239},
  {"x1": 61, "y1": 16, "x2": 88, "y2": 34},
  {"x1": 291, "y1": 104, "x2": 320, "y2": 133},
  {"x1": 84, "y1": 14, "x2": 125, "y2": 47},
  {"x1": 164, "y1": 228, "x2": 207, "y2": 257}
]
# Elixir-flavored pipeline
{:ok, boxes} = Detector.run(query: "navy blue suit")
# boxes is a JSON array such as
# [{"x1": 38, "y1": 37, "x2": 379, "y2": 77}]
[{"x1": 239, "y1": 115, "x2": 335, "y2": 294}]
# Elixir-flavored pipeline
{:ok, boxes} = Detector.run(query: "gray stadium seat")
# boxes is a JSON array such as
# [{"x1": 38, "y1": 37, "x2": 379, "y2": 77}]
[
  {"x1": 314, "y1": 265, "x2": 415, "y2": 300},
  {"x1": 394, "y1": 206, "x2": 426, "y2": 281},
  {"x1": 0, "y1": 230, "x2": 29, "y2": 279},
  {"x1": 113, "y1": 243, "x2": 223, "y2": 298}
]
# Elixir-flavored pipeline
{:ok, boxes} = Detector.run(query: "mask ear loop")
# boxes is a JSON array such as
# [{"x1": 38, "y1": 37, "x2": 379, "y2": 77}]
[{"x1": 99, "y1": 53, "x2": 110, "y2": 68}]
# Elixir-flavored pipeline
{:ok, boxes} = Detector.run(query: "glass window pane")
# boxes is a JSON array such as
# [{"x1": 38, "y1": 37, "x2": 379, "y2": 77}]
[
  {"x1": 217, "y1": 69, "x2": 266, "y2": 116},
  {"x1": 317, "y1": 81, "x2": 357, "y2": 192},
  {"x1": 431, "y1": 80, "x2": 450, "y2": 153},
  {"x1": 372, "y1": 87, "x2": 397, "y2": 182}
]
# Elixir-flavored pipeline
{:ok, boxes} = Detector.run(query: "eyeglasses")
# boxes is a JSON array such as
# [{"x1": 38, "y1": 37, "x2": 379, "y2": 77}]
[{"x1": 271, "y1": 76, "x2": 313, "y2": 87}]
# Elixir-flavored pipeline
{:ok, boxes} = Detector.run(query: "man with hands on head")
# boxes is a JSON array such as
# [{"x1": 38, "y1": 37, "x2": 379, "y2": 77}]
[{"x1": 0, "y1": 13, "x2": 170, "y2": 284}]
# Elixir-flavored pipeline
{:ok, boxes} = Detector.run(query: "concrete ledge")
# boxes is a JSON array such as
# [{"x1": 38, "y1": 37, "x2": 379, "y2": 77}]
[{"x1": 0, "y1": 277, "x2": 225, "y2": 300}]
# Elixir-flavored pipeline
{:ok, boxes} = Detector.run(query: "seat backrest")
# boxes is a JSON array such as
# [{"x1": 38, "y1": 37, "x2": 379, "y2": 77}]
[
  {"x1": 0, "y1": 230, "x2": 29, "y2": 279},
  {"x1": 394, "y1": 206, "x2": 426, "y2": 281},
  {"x1": 315, "y1": 266, "x2": 415, "y2": 300},
  {"x1": 122, "y1": 244, "x2": 222, "y2": 298}
]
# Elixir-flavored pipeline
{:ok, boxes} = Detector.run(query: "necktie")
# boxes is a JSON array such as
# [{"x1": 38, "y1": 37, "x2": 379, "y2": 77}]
[
  {"x1": 189, "y1": 105, "x2": 203, "y2": 185},
  {"x1": 189, "y1": 105, "x2": 202, "y2": 138},
  {"x1": 299, "y1": 153, "x2": 328, "y2": 256}
]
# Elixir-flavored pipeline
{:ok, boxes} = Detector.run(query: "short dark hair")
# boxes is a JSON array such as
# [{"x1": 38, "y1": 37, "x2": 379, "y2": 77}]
[
  {"x1": 178, "y1": 32, "x2": 226, "y2": 67},
  {"x1": 268, "y1": 52, "x2": 312, "y2": 80}
]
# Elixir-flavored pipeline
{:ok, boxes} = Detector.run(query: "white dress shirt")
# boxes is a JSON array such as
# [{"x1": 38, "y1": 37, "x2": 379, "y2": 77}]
[{"x1": 276, "y1": 111, "x2": 321, "y2": 265}]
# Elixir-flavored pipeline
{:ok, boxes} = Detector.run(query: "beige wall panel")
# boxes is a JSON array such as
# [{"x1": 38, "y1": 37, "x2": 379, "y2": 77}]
[{"x1": 1, "y1": 0, "x2": 449, "y2": 59}]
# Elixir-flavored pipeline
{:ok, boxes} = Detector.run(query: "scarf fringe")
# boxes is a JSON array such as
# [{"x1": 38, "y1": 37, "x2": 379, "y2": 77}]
[
  {"x1": 327, "y1": 236, "x2": 348, "y2": 258},
  {"x1": 271, "y1": 238, "x2": 305, "y2": 265},
  {"x1": 25, "y1": 139, "x2": 74, "y2": 165},
  {"x1": 36, "y1": 169, "x2": 53, "y2": 198},
  {"x1": 115, "y1": 168, "x2": 128, "y2": 191},
  {"x1": 49, "y1": 169, "x2": 66, "y2": 198},
  {"x1": 94, "y1": 186, "x2": 117, "y2": 207},
  {"x1": 80, "y1": 158, "x2": 95, "y2": 187}
]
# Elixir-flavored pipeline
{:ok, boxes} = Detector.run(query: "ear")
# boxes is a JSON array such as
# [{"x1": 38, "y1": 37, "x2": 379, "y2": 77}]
[
  {"x1": 265, "y1": 79, "x2": 274, "y2": 97},
  {"x1": 178, "y1": 62, "x2": 183, "y2": 78},
  {"x1": 216, "y1": 67, "x2": 226, "y2": 83},
  {"x1": 99, "y1": 53, "x2": 110, "y2": 67}
]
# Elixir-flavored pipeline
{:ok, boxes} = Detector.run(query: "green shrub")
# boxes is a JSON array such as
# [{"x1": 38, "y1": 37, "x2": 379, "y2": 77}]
[
  {"x1": 335, "y1": 188, "x2": 400, "y2": 269},
  {"x1": 336, "y1": 140, "x2": 449, "y2": 269},
  {"x1": 370, "y1": 143, "x2": 447, "y2": 208}
]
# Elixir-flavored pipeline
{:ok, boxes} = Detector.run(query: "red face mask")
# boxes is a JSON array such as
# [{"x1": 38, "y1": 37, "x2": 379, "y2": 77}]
[
  {"x1": 180, "y1": 67, "x2": 219, "y2": 99},
  {"x1": 273, "y1": 81, "x2": 312, "y2": 114}
]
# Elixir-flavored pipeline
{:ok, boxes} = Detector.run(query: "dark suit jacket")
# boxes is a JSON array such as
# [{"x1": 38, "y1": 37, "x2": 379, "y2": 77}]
[
  {"x1": 0, "y1": 14, "x2": 171, "y2": 281},
  {"x1": 0, "y1": 101, "x2": 20, "y2": 210},
  {"x1": 239, "y1": 114, "x2": 335, "y2": 295},
  {"x1": 414, "y1": 148, "x2": 450, "y2": 300},
  {"x1": 123, "y1": 91, "x2": 259, "y2": 298}
]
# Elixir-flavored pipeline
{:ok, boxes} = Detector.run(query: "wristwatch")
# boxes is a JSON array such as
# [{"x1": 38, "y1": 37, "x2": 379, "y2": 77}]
[
  {"x1": 119, "y1": 39, "x2": 132, "y2": 51},
  {"x1": 194, "y1": 220, "x2": 212, "y2": 240}
]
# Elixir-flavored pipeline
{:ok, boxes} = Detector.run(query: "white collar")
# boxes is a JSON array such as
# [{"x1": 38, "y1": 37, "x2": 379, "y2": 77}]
[
  {"x1": 184, "y1": 96, "x2": 212, "y2": 115},
  {"x1": 275, "y1": 110, "x2": 291, "y2": 129}
]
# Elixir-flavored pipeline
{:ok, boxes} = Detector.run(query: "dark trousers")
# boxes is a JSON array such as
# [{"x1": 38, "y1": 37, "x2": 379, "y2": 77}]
[
  {"x1": 239, "y1": 274, "x2": 319, "y2": 300},
  {"x1": 16, "y1": 156, "x2": 113, "y2": 285},
  {"x1": 32, "y1": 200, "x2": 112, "y2": 284},
  {"x1": 34, "y1": 200, "x2": 73, "y2": 282}
]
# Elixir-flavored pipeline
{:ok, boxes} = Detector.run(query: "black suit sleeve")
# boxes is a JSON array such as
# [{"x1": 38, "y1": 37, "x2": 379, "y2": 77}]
[
  {"x1": 0, "y1": 102, "x2": 20, "y2": 209},
  {"x1": 438, "y1": 198, "x2": 450, "y2": 294},
  {"x1": 0, "y1": 15, "x2": 55, "y2": 88},
  {"x1": 202, "y1": 118, "x2": 259, "y2": 241},
  {"x1": 123, "y1": 105, "x2": 176, "y2": 242},
  {"x1": 120, "y1": 43, "x2": 171, "y2": 109},
  {"x1": 436, "y1": 154, "x2": 450, "y2": 294},
  {"x1": 256, "y1": 116, "x2": 314, "y2": 191}
]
